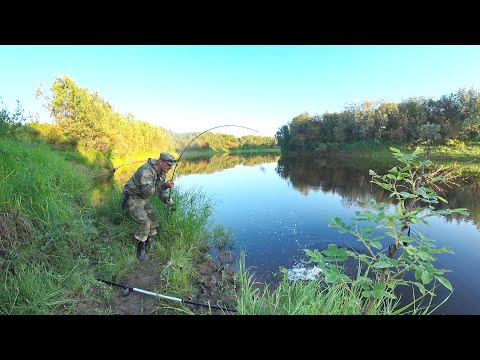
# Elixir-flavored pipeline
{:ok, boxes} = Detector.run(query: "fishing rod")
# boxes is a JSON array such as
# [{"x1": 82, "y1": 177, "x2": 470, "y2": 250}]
[
  {"x1": 92, "y1": 125, "x2": 262, "y2": 182},
  {"x1": 168, "y1": 124, "x2": 262, "y2": 200},
  {"x1": 97, "y1": 277, "x2": 237, "y2": 313},
  {"x1": 92, "y1": 159, "x2": 146, "y2": 178}
]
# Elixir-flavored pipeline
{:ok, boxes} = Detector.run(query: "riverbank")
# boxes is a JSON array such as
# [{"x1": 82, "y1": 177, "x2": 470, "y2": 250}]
[{"x1": 282, "y1": 140, "x2": 480, "y2": 162}]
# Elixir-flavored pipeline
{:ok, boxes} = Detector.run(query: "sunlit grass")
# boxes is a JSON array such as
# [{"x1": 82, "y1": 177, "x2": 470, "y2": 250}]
[{"x1": 0, "y1": 137, "x2": 91, "y2": 226}]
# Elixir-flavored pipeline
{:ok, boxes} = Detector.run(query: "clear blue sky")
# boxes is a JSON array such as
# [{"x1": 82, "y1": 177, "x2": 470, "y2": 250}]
[{"x1": 1, "y1": 45, "x2": 480, "y2": 137}]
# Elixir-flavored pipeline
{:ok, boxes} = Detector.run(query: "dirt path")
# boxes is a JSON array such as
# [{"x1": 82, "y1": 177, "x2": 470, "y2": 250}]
[{"x1": 78, "y1": 252, "x2": 239, "y2": 315}]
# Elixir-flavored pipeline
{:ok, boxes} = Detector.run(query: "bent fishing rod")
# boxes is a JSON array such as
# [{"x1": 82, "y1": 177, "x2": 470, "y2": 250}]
[
  {"x1": 93, "y1": 124, "x2": 261, "y2": 180},
  {"x1": 168, "y1": 124, "x2": 262, "y2": 200},
  {"x1": 97, "y1": 277, "x2": 237, "y2": 313}
]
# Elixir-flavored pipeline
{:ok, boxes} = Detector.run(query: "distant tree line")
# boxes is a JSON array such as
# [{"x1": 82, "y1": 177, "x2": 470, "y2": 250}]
[
  {"x1": 275, "y1": 88, "x2": 480, "y2": 153},
  {"x1": 174, "y1": 132, "x2": 276, "y2": 153},
  {"x1": 29, "y1": 76, "x2": 276, "y2": 159}
]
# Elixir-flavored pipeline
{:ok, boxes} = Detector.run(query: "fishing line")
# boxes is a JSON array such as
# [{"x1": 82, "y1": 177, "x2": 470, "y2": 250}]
[
  {"x1": 170, "y1": 124, "x2": 262, "y2": 181},
  {"x1": 167, "y1": 124, "x2": 262, "y2": 200}
]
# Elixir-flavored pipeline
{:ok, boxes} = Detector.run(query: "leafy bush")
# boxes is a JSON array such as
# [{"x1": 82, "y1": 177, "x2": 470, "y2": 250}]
[{"x1": 306, "y1": 147, "x2": 469, "y2": 314}]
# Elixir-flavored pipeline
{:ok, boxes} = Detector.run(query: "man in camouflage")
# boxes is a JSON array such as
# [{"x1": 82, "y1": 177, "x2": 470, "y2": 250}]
[{"x1": 122, "y1": 151, "x2": 176, "y2": 261}]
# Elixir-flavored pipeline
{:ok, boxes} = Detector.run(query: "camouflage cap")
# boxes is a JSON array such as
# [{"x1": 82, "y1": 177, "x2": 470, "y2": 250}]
[{"x1": 159, "y1": 152, "x2": 177, "y2": 165}]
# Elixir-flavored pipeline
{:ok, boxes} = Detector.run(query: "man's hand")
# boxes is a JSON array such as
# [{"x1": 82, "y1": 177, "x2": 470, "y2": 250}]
[{"x1": 165, "y1": 180, "x2": 174, "y2": 188}]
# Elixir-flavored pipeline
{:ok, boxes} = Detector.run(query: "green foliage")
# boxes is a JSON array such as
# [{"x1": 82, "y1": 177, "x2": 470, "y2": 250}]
[
  {"x1": 418, "y1": 123, "x2": 441, "y2": 144},
  {"x1": 305, "y1": 147, "x2": 468, "y2": 314},
  {"x1": 0, "y1": 262, "x2": 74, "y2": 314},
  {"x1": 276, "y1": 88, "x2": 480, "y2": 153},
  {"x1": 0, "y1": 136, "x2": 91, "y2": 226},
  {"x1": 236, "y1": 253, "x2": 396, "y2": 315},
  {"x1": 36, "y1": 76, "x2": 178, "y2": 159},
  {"x1": 175, "y1": 131, "x2": 276, "y2": 153},
  {"x1": 209, "y1": 225, "x2": 235, "y2": 251},
  {"x1": 0, "y1": 97, "x2": 29, "y2": 138},
  {"x1": 27, "y1": 122, "x2": 79, "y2": 151}
]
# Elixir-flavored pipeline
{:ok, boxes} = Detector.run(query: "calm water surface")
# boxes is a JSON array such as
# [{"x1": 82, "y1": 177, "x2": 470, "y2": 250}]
[{"x1": 174, "y1": 154, "x2": 480, "y2": 315}]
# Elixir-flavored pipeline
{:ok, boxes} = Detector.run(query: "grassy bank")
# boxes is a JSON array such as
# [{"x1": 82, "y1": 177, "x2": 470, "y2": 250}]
[
  {"x1": 304, "y1": 140, "x2": 480, "y2": 161},
  {"x1": 178, "y1": 146, "x2": 281, "y2": 160},
  {"x1": 0, "y1": 135, "x2": 223, "y2": 314}
]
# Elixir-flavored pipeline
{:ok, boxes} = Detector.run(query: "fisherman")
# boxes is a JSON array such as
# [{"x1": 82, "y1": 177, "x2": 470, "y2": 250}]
[{"x1": 122, "y1": 152, "x2": 176, "y2": 261}]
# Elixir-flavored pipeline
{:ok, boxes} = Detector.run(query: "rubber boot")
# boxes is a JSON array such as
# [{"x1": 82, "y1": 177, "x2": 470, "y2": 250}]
[
  {"x1": 137, "y1": 241, "x2": 147, "y2": 262},
  {"x1": 146, "y1": 236, "x2": 156, "y2": 252}
]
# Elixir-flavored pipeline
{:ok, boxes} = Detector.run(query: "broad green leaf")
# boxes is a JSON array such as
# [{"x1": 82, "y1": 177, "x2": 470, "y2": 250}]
[
  {"x1": 415, "y1": 282, "x2": 427, "y2": 295},
  {"x1": 361, "y1": 290, "x2": 372, "y2": 299},
  {"x1": 372, "y1": 261, "x2": 392, "y2": 269},
  {"x1": 304, "y1": 249, "x2": 314, "y2": 257},
  {"x1": 373, "y1": 281, "x2": 385, "y2": 291},
  {"x1": 385, "y1": 231, "x2": 397, "y2": 239},
  {"x1": 399, "y1": 235, "x2": 413, "y2": 243},
  {"x1": 378, "y1": 183, "x2": 393, "y2": 190},
  {"x1": 399, "y1": 191, "x2": 416, "y2": 199},
  {"x1": 435, "y1": 276, "x2": 453, "y2": 291},
  {"x1": 382, "y1": 291, "x2": 397, "y2": 299},
  {"x1": 395, "y1": 202, "x2": 404, "y2": 215},
  {"x1": 418, "y1": 250, "x2": 434, "y2": 261},
  {"x1": 415, "y1": 269, "x2": 422, "y2": 280},
  {"x1": 421, "y1": 271, "x2": 434, "y2": 285},
  {"x1": 453, "y1": 208, "x2": 470, "y2": 216},
  {"x1": 324, "y1": 269, "x2": 339, "y2": 284}
]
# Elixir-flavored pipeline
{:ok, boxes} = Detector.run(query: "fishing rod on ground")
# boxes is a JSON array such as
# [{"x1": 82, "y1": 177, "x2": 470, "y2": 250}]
[
  {"x1": 96, "y1": 277, "x2": 237, "y2": 313},
  {"x1": 167, "y1": 124, "x2": 263, "y2": 203}
]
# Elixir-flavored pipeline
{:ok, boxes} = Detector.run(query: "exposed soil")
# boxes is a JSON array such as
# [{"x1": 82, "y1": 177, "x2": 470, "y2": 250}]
[
  {"x1": 76, "y1": 250, "x2": 239, "y2": 315},
  {"x1": 0, "y1": 210, "x2": 32, "y2": 273}
]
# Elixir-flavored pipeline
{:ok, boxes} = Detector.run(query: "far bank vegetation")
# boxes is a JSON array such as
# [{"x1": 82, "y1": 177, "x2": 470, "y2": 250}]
[{"x1": 275, "y1": 88, "x2": 480, "y2": 158}]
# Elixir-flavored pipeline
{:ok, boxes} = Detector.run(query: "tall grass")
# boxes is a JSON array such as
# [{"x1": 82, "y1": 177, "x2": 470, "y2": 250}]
[
  {"x1": 332, "y1": 139, "x2": 480, "y2": 160},
  {"x1": 236, "y1": 253, "x2": 398, "y2": 315},
  {"x1": 90, "y1": 179, "x2": 218, "y2": 312},
  {"x1": 0, "y1": 135, "x2": 121, "y2": 314},
  {"x1": 0, "y1": 137, "x2": 91, "y2": 226},
  {"x1": 430, "y1": 139, "x2": 480, "y2": 158},
  {"x1": 0, "y1": 262, "x2": 75, "y2": 314},
  {"x1": 156, "y1": 186, "x2": 215, "y2": 251}
]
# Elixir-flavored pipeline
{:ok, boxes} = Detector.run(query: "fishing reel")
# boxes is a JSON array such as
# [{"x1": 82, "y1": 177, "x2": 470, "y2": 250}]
[
  {"x1": 166, "y1": 199, "x2": 177, "y2": 212},
  {"x1": 121, "y1": 287, "x2": 131, "y2": 297}
]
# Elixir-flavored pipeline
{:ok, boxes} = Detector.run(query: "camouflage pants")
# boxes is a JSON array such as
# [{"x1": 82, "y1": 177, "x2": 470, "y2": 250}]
[{"x1": 125, "y1": 195, "x2": 160, "y2": 242}]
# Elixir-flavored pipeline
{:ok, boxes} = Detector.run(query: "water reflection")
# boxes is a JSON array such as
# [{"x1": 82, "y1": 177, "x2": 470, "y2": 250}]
[
  {"x1": 276, "y1": 155, "x2": 480, "y2": 230},
  {"x1": 113, "y1": 153, "x2": 281, "y2": 187}
]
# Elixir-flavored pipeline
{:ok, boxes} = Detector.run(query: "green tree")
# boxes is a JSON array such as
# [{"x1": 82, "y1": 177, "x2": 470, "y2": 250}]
[
  {"x1": 36, "y1": 76, "x2": 116, "y2": 154},
  {"x1": 36, "y1": 75, "x2": 178, "y2": 159}
]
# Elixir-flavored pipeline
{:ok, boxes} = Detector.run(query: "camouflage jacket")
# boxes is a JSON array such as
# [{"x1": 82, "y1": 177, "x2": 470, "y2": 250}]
[{"x1": 123, "y1": 158, "x2": 170, "y2": 203}]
